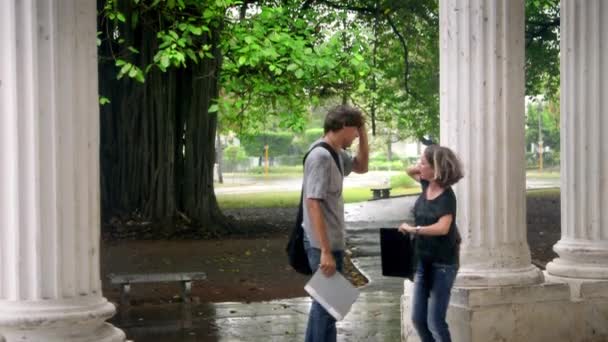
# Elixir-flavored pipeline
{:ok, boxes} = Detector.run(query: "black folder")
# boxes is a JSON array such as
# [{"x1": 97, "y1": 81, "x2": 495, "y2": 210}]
[{"x1": 379, "y1": 228, "x2": 415, "y2": 280}]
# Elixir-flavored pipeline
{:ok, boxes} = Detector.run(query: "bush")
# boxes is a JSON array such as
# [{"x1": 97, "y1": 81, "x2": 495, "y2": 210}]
[
  {"x1": 390, "y1": 174, "x2": 417, "y2": 188},
  {"x1": 369, "y1": 160, "x2": 405, "y2": 171},
  {"x1": 370, "y1": 152, "x2": 388, "y2": 162},
  {"x1": 222, "y1": 145, "x2": 249, "y2": 172},
  {"x1": 275, "y1": 155, "x2": 302, "y2": 166},
  {"x1": 248, "y1": 165, "x2": 303, "y2": 174},
  {"x1": 239, "y1": 131, "x2": 294, "y2": 157},
  {"x1": 292, "y1": 128, "x2": 324, "y2": 154},
  {"x1": 526, "y1": 151, "x2": 560, "y2": 169},
  {"x1": 224, "y1": 145, "x2": 247, "y2": 161}
]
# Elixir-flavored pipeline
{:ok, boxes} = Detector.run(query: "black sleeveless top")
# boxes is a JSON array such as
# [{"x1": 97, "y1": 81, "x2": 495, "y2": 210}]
[{"x1": 413, "y1": 180, "x2": 460, "y2": 265}]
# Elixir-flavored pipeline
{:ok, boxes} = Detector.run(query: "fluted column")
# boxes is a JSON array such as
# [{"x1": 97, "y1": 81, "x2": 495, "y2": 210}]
[
  {"x1": 439, "y1": 0, "x2": 542, "y2": 287},
  {"x1": 0, "y1": 1, "x2": 125, "y2": 341},
  {"x1": 546, "y1": 0, "x2": 608, "y2": 280}
]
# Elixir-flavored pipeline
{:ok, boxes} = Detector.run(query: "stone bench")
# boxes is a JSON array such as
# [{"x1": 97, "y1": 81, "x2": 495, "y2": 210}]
[
  {"x1": 371, "y1": 187, "x2": 391, "y2": 199},
  {"x1": 108, "y1": 272, "x2": 207, "y2": 305}
]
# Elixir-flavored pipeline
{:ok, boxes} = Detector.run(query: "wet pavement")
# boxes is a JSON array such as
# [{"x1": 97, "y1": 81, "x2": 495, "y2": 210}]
[{"x1": 110, "y1": 196, "x2": 415, "y2": 341}]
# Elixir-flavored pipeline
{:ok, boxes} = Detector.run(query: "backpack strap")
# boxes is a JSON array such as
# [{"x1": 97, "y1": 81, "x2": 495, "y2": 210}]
[{"x1": 302, "y1": 141, "x2": 342, "y2": 175}]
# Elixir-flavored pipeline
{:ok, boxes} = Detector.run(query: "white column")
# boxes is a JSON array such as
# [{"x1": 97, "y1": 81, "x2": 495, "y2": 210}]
[
  {"x1": 0, "y1": 1, "x2": 125, "y2": 341},
  {"x1": 546, "y1": 0, "x2": 608, "y2": 280},
  {"x1": 439, "y1": 0, "x2": 542, "y2": 287}
]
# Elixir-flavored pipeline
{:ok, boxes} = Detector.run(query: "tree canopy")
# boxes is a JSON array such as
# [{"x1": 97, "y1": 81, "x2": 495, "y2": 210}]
[{"x1": 98, "y1": 0, "x2": 561, "y2": 231}]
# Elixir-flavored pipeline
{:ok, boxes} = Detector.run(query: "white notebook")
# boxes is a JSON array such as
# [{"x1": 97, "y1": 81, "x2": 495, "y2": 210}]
[{"x1": 304, "y1": 269, "x2": 359, "y2": 321}]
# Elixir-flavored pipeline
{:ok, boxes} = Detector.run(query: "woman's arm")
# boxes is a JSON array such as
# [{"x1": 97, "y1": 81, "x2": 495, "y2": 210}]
[
  {"x1": 406, "y1": 163, "x2": 421, "y2": 182},
  {"x1": 398, "y1": 214, "x2": 453, "y2": 236}
]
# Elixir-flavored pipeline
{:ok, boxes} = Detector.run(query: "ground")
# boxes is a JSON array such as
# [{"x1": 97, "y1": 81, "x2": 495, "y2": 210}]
[
  {"x1": 101, "y1": 191, "x2": 560, "y2": 305},
  {"x1": 101, "y1": 207, "x2": 365, "y2": 305}
]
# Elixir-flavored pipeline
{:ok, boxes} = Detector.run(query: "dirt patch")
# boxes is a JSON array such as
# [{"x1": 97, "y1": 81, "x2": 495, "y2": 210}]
[
  {"x1": 526, "y1": 189, "x2": 561, "y2": 268},
  {"x1": 101, "y1": 206, "x2": 366, "y2": 305}
]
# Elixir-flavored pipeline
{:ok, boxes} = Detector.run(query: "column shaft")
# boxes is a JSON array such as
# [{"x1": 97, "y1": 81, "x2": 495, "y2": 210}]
[
  {"x1": 0, "y1": 0, "x2": 124, "y2": 340},
  {"x1": 439, "y1": 0, "x2": 542, "y2": 287},
  {"x1": 546, "y1": 0, "x2": 608, "y2": 279}
]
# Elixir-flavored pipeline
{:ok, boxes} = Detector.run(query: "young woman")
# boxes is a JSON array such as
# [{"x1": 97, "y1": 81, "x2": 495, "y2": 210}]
[{"x1": 398, "y1": 144, "x2": 464, "y2": 342}]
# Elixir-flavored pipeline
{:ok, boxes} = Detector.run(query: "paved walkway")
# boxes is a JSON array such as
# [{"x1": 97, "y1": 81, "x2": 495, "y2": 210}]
[
  {"x1": 111, "y1": 196, "x2": 416, "y2": 341},
  {"x1": 215, "y1": 172, "x2": 559, "y2": 195}
]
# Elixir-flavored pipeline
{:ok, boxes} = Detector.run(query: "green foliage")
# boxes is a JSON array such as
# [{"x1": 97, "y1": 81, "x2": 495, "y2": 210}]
[
  {"x1": 390, "y1": 174, "x2": 417, "y2": 188},
  {"x1": 219, "y1": 5, "x2": 372, "y2": 134},
  {"x1": 100, "y1": 0, "x2": 236, "y2": 82},
  {"x1": 525, "y1": 0, "x2": 560, "y2": 99},
  {"x1": 248, "y1": 165, "x2": 302, "y2": 174},
  {"x1": 238, "y1": 131, "x2": 294, "y2": 157},
  {"x1": 100, "y1": 0, "x2": 562, "y2": 143},
  {"x1": 291, "y1": 127, "x2": 324, "y2": 154},
  {"x1": 222, "y1": 145, "x2": 249, "y2": 172},
  {"x1": 369, "y1": 160, "x2": 404, "y2": 171},
  {"x1": 99, "y1": 96, "x2": 111, "y2": 105},
  {"x1": 526, "y1": 98, "x2": 560, "y2": 152},
  {"x1": 526, "y1": 151, "x2": 560, "y2": 169},
  {"x1": 224, "y1": 145, "x2": 248, "y2": 162}
]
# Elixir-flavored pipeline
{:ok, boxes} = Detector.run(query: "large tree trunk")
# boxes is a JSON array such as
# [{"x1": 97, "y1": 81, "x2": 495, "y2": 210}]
[{"x1": 98, "y1": 2, "x2": 231, "y2": 233}]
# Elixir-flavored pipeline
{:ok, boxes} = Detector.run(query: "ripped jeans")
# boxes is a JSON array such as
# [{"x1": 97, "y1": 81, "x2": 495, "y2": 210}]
[{"x1": 411, "y1": 261, "x2": 458, "y2": 342}]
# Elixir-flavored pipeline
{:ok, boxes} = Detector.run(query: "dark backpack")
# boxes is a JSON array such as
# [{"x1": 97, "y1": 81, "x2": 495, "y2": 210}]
[{"x1": 286, "y1": 141, "x2": 343, "y2": 275}]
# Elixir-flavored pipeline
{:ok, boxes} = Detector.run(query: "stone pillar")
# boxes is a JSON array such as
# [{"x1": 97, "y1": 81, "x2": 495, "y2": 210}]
[
  {"x1": 438, "y1": 0, "x2": 542, "y2": 287},
  {"x1": 0, "y1": 1, "x2": 125, "y2": 341},
  {"x1": 402, "y1": 1, "x2": 578, "y2": 340},
  {"x1": 545, "y1": 0, "x2": 608, "y2": 282}
]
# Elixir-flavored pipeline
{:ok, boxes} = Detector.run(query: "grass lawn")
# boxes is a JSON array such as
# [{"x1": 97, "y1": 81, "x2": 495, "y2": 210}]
[
  {"x1": 217, "y1": 186, "x2": 421, "y2": 209},
  {"x1": 526, "y1": 170, "x2": 560, "y2": 179}
]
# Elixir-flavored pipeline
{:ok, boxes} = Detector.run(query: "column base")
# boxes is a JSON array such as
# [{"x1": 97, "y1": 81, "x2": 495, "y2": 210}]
[
  {"x1": 454, "y1": 264, "x2": 544, "y2": 287},
  {"x1": 0, "y1": 296, "x2": 125, "y2": 342},
  {"x1": 401, "y1": 280, "x2": 608, "y2": 341},
  {"x1": 546, "y1": 239, "x2": 608, "y2": 279}
]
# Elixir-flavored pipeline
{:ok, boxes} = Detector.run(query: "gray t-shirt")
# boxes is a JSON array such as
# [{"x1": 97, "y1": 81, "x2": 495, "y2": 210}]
[{"x1": 302, "y1": 139, "x2": 353, "y2": 251}]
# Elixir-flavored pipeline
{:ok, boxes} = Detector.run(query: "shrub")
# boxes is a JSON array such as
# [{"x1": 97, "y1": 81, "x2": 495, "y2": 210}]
[
  {"x1": 390, "y1": 174, "x2": 417, "y2": 188},
  {"x1": 369, "y1": 160, "x2": 405, "y2": 171},
  {"x1": 248, "y1": 165, "x2": 303, "y2": 174}
]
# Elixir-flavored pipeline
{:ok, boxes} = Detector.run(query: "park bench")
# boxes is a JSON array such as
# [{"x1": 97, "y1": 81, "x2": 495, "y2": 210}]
[
  {"x1": 108, "y1": 272, "x2": 207, "y2": 305},
  {"x1": 371, "y1": 187, "x2": 391, "y2": 200}
]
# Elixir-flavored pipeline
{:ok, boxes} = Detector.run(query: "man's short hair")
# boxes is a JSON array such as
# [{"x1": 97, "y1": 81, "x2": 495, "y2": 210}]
[{"x1": 323, "y1": 105, "x2": 364, "y2": 134}]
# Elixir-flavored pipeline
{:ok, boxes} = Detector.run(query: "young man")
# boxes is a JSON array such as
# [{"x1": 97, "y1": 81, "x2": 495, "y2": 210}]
[{"x1": 302, "y1": 105, "x2": 369, "y2": 342}]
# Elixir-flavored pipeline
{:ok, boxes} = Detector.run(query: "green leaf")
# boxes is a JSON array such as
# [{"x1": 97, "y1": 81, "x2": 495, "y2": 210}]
[
  {"x1": 186, "y1": 50, "x2": 198, "y2": 63},
  {"x1": 294, "y1": 69, "x2": 304, "y2": 79},
  {"x1": 238, "y1": 56, "x2": 246, "y2": 65},
  {"x1": 160, "y1": 55, "x2": 170, "y2": 69},
  {"x1": 286, "y1": 63, "x2": 298, "y2": 71},
  {"x1": 128, "y1": 46, "x2": 140, "y2": 54},
  {"x1": 128, "y1": 67, "x2": 138, "y2": 78},
  {"x1": 135, "y1": 72, "x2": 145, "y2": 83},
  {"x1": 117, "y1": 63, "x2": 132, "y2": 79},
  {"x1": 208, "y1": 104, "x2": 219, "y2": 113},
  {"x1": 116, "y1": 13, "x2": 126, "y2": 23},
  {"x1": 99, "y1": 96, "x2": 111, "y2": 105},
  {"x1": 131, "y1": 12, "x2": 139, "y2": 29},
  {"x1": 190, "y1": 26, "x2": 202, "y2": 35}
]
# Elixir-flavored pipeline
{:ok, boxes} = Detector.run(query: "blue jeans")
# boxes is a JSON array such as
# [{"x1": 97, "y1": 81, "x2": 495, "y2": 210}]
[
  {"x1": 304, "y1": 245, "x2": 344, "y2": 342},
  {"x1": 411, "y1": 261, "x2": 458, "y2": 342}
]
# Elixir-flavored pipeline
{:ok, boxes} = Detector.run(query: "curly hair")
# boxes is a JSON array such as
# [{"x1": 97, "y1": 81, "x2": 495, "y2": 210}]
[
  {"x1": 423, "y1": 145, "x2": 464, "y2": 188},
  {"x1": 323, "y1": 105, "x2": 364, "y2": 133}
]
